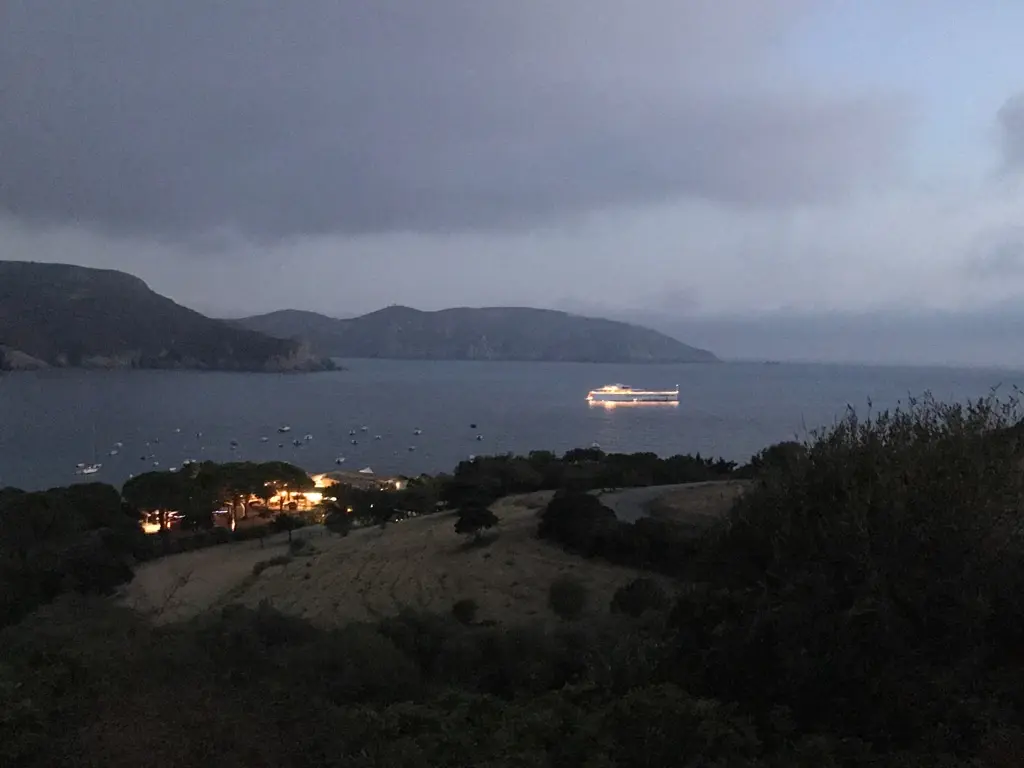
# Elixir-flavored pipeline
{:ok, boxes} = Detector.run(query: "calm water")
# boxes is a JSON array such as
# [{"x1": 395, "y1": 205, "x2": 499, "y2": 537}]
[{"x1": 1, "y1": 359, "x2": 1021, "y2": 491}]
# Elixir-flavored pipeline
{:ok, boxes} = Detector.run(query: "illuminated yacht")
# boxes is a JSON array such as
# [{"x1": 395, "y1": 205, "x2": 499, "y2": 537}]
[{"x1": 586, "y1": 384, "x2": 679, "y2": 404}]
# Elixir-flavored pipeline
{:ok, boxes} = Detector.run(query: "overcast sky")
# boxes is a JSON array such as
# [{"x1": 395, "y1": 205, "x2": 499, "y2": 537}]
[{"x1": 3, "y1": 2, "x2": 1024, "y2": 365}]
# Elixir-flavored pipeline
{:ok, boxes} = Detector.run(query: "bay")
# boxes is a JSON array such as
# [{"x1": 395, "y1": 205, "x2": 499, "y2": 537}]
[{"x1": 1, "y1": 359, "x2": 1020, "y2": 491}]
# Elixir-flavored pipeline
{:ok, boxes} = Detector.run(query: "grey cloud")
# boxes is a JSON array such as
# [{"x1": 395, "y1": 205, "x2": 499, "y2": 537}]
[
  {"x1": 999, "y1": 93, "x2": 1024, "y2": 171},
  {"x1": 967, "y1": 226, "x2": 1024, "y2": 277},
  {"x1": 1, "y1": 1, "x2": 903, "y2": 240}
]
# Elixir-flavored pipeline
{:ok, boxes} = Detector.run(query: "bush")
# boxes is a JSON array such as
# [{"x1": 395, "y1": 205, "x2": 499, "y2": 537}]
[
  {"x1": 675, "y1": 392, "x2": 1024, "y2": 751},
  {"x1": 451, "y1": 598, "x2": 478, "y2": 625},
  {"x1": 610, "y1": 577, "x2": 669, "y2": 617},
  {"x1": 288, "y1": 537, "x2": 308, "y2": 555},
  {"x1": 549, "y1": 575, "x2": 588, "y2": 621},
  {"x1": 454, "y1": 505, "x2": 499, "y2": 541},
  {"x1": 325, "y1": 507, "x2": 354, "y2": 536}
]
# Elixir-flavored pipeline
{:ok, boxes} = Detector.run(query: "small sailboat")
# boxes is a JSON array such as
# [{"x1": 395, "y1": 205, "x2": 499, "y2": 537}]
[
  {"x1": 358, "y1": 467, "x2": 374, "y2": 475},
  {"x1": 374, "y1": 434, "x2": 382, "y2": 440},
  {"x1": 349, "y1": 429, "x2": 357, "y2": 436},
  {"x1": 413, "y1": 428, "x2": 422, "y2": 436},
  {"x1": 335, "y1": 456, "x2": 346, "y2": 465},
  {"x1": 304, "y1": 434, "x2": 313, "y2": 441},
  {"x1": 475, "y1": 434, "x2": 483, "y2": 441}
]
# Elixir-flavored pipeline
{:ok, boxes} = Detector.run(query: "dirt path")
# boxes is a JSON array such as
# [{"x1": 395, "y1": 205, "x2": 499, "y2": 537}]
[{"x1": 597, "y1": 480, "x2": 748, "y2": 526}]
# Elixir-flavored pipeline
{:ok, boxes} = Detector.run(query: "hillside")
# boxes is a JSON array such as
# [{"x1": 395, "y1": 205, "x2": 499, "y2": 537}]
[
  {"x1": 0, "y1": 262, "x2": 335, "y2": 372},
  {"x1": 233, "y1": 305, "x2": 718, "y2": 363}
]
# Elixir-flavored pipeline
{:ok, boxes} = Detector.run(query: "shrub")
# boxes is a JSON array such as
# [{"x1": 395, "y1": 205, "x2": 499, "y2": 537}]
[
  {"x1": 288, "y1": 537, "x2": 308, "y2": 555},
  {"x1": 325, "y1": 507, "x2": 354, "y2": 536},
  {"x1": 610, "y1": 577, "x2": 669, "y2": 617},
  {"x1": 451, "y1": 598, "x2": 478, "y2": 625},
  {"x1": 454, "y1": 505, "x2": 499, "y2": 541},
  {"x1": 675, "y1": 392, "x2": 1024, "y2": 751},
  {"x1": 549, "y1": 576, "x2": 588, "y2": 621}
]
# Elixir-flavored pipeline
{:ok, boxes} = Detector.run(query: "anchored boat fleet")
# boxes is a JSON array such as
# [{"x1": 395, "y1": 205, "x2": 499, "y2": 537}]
[{"x1": 586, "y1": 384, "x2": 679, "y2": 406}]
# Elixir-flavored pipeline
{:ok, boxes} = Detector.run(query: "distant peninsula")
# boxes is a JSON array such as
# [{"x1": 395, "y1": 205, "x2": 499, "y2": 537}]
[
  {"x1": 232, "y1": 306, "x2": 718, "y2": 364},
  {"x1": 0, "y1": 262, "x2": 336, "y2": 373}
]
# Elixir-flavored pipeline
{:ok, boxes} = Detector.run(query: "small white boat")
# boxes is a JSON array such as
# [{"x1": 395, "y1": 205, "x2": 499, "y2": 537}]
[
  {"x1": 75, "y1": 462, "x2": 86, "y2": 468},
  {"x1": 408, "y1": 445, "x2": 416, "y2": 452},
  {"x1": 349, "y1": 429, "x2": 357, "y2": 436},
  {"x1": 109, "y1": 449, "x2": 119, "y2": 456},
  {"x1": 335, "y1": 456, "x2": 346, "y2": 465},
  {"x1": 260, "y1": 436, "x2": 269, "y2": 442},
  {"x1": 358, "y1": 467, "x2": 374, "y2": 475},
  {"x1": 304, "y1": 434, "x2": 313, "y2": 441},
  {"x1": 114, "y1": 441, "x2": 123, "y2": 448},
  {"x1": 76, "y1": 463, "x2": 101, "y2": 476},
  {"x1": 413, "y1": 428, "x2": 422, "y2": 436},
  {"x1": 278, "y1": 426, "x2": 291, "y2": 433},
  {"x1": 374, "y1": 434, "x2": 382, "y2": 440},
  {"x1": 351, "y1": 439, "x2": 358, "y2": 445},
  {"x1": 475, "y1": 435, "x2": 483, "y2": 441},
  {"x1": 360, "y1": 426, "x2": 368, "y2": 432}
]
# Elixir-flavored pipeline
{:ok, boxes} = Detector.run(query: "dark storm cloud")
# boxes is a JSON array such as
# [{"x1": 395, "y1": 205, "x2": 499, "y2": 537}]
[
  {"x1": 998, "y1": 93, "x2": 1024, "y2": 171},
  {"x1": 0, "y1": 1, "x2": 903, "y2": 239}
]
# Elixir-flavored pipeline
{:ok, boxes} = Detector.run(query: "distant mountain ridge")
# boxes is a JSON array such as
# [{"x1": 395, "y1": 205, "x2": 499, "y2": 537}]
[
  {"x1": 233, "y1": 305, "x2": 718, "y2": 363},
  {"x1": 0, "y1": 261, "x2": 335, "y2": 372}
]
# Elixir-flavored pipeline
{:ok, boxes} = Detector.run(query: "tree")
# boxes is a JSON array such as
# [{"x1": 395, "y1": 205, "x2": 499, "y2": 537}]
[
  {"x1": 324, "y1": 504, "x2": 354, "y2": 536},
  {"x1": 610, "y1": 577, "x2": 669, "y2": 617},
  {"x1": 122, "y1": 471, "x2": 191, "y2": 532},
  {"x1": 454, "y1": 505, "x2": 499, "y2": 542},
  {"x1": 272, "y1": 513, "x2": 301, "y2": 542}
]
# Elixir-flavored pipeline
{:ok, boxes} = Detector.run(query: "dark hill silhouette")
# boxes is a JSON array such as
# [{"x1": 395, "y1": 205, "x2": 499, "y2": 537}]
[
  {"x1": 233, "y1": 305, "x2": 718, "y2": 363},
  {"x1": 0, "y1": 261, "x2": 334, "y2": 372}
]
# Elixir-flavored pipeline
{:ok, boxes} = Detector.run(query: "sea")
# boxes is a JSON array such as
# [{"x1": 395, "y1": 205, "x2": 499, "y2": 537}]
[{"x1": 1, "y1": 359, "x2": 1021, "y2": 491}]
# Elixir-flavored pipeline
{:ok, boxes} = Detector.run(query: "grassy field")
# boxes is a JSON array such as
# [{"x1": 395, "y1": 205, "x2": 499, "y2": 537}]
[{"x1": 120, "y1": 484, "x2": 742, "y2": 626}]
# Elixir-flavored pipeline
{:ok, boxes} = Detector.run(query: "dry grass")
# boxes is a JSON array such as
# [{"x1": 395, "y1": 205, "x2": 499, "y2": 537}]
[{"x1": 120, "y1": 490, "x2": 665, "y2": 626}]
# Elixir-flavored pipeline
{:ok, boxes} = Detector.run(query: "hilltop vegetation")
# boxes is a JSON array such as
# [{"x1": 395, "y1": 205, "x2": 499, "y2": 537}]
[
  {"x1": 5, "y1": 393, "x2": 1024, "y2": 765},
  {"x1": 234, "y1": 305, "x2": 718, "y2": 363},
  {"x1": 0, "y1": 261, "x2": 336, "y2": 371}
]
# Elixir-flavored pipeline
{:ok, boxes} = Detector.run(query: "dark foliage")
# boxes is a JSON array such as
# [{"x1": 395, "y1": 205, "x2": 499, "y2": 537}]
[
  {"x1": 454, "y1": 505, "x2": 499, "y2": 541},
  {"x1": 549, "y1": 575, "x2": 588, "y2": 620},
  {"x1": 0, "y1": 483, "x2": 143, "y2": 627},
  {"x1": 610, "y1": 577, "x2": 670, "y2": 617},
  {"x1": 451, "y1": 599, "x2": 478, "y2": 625}
]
